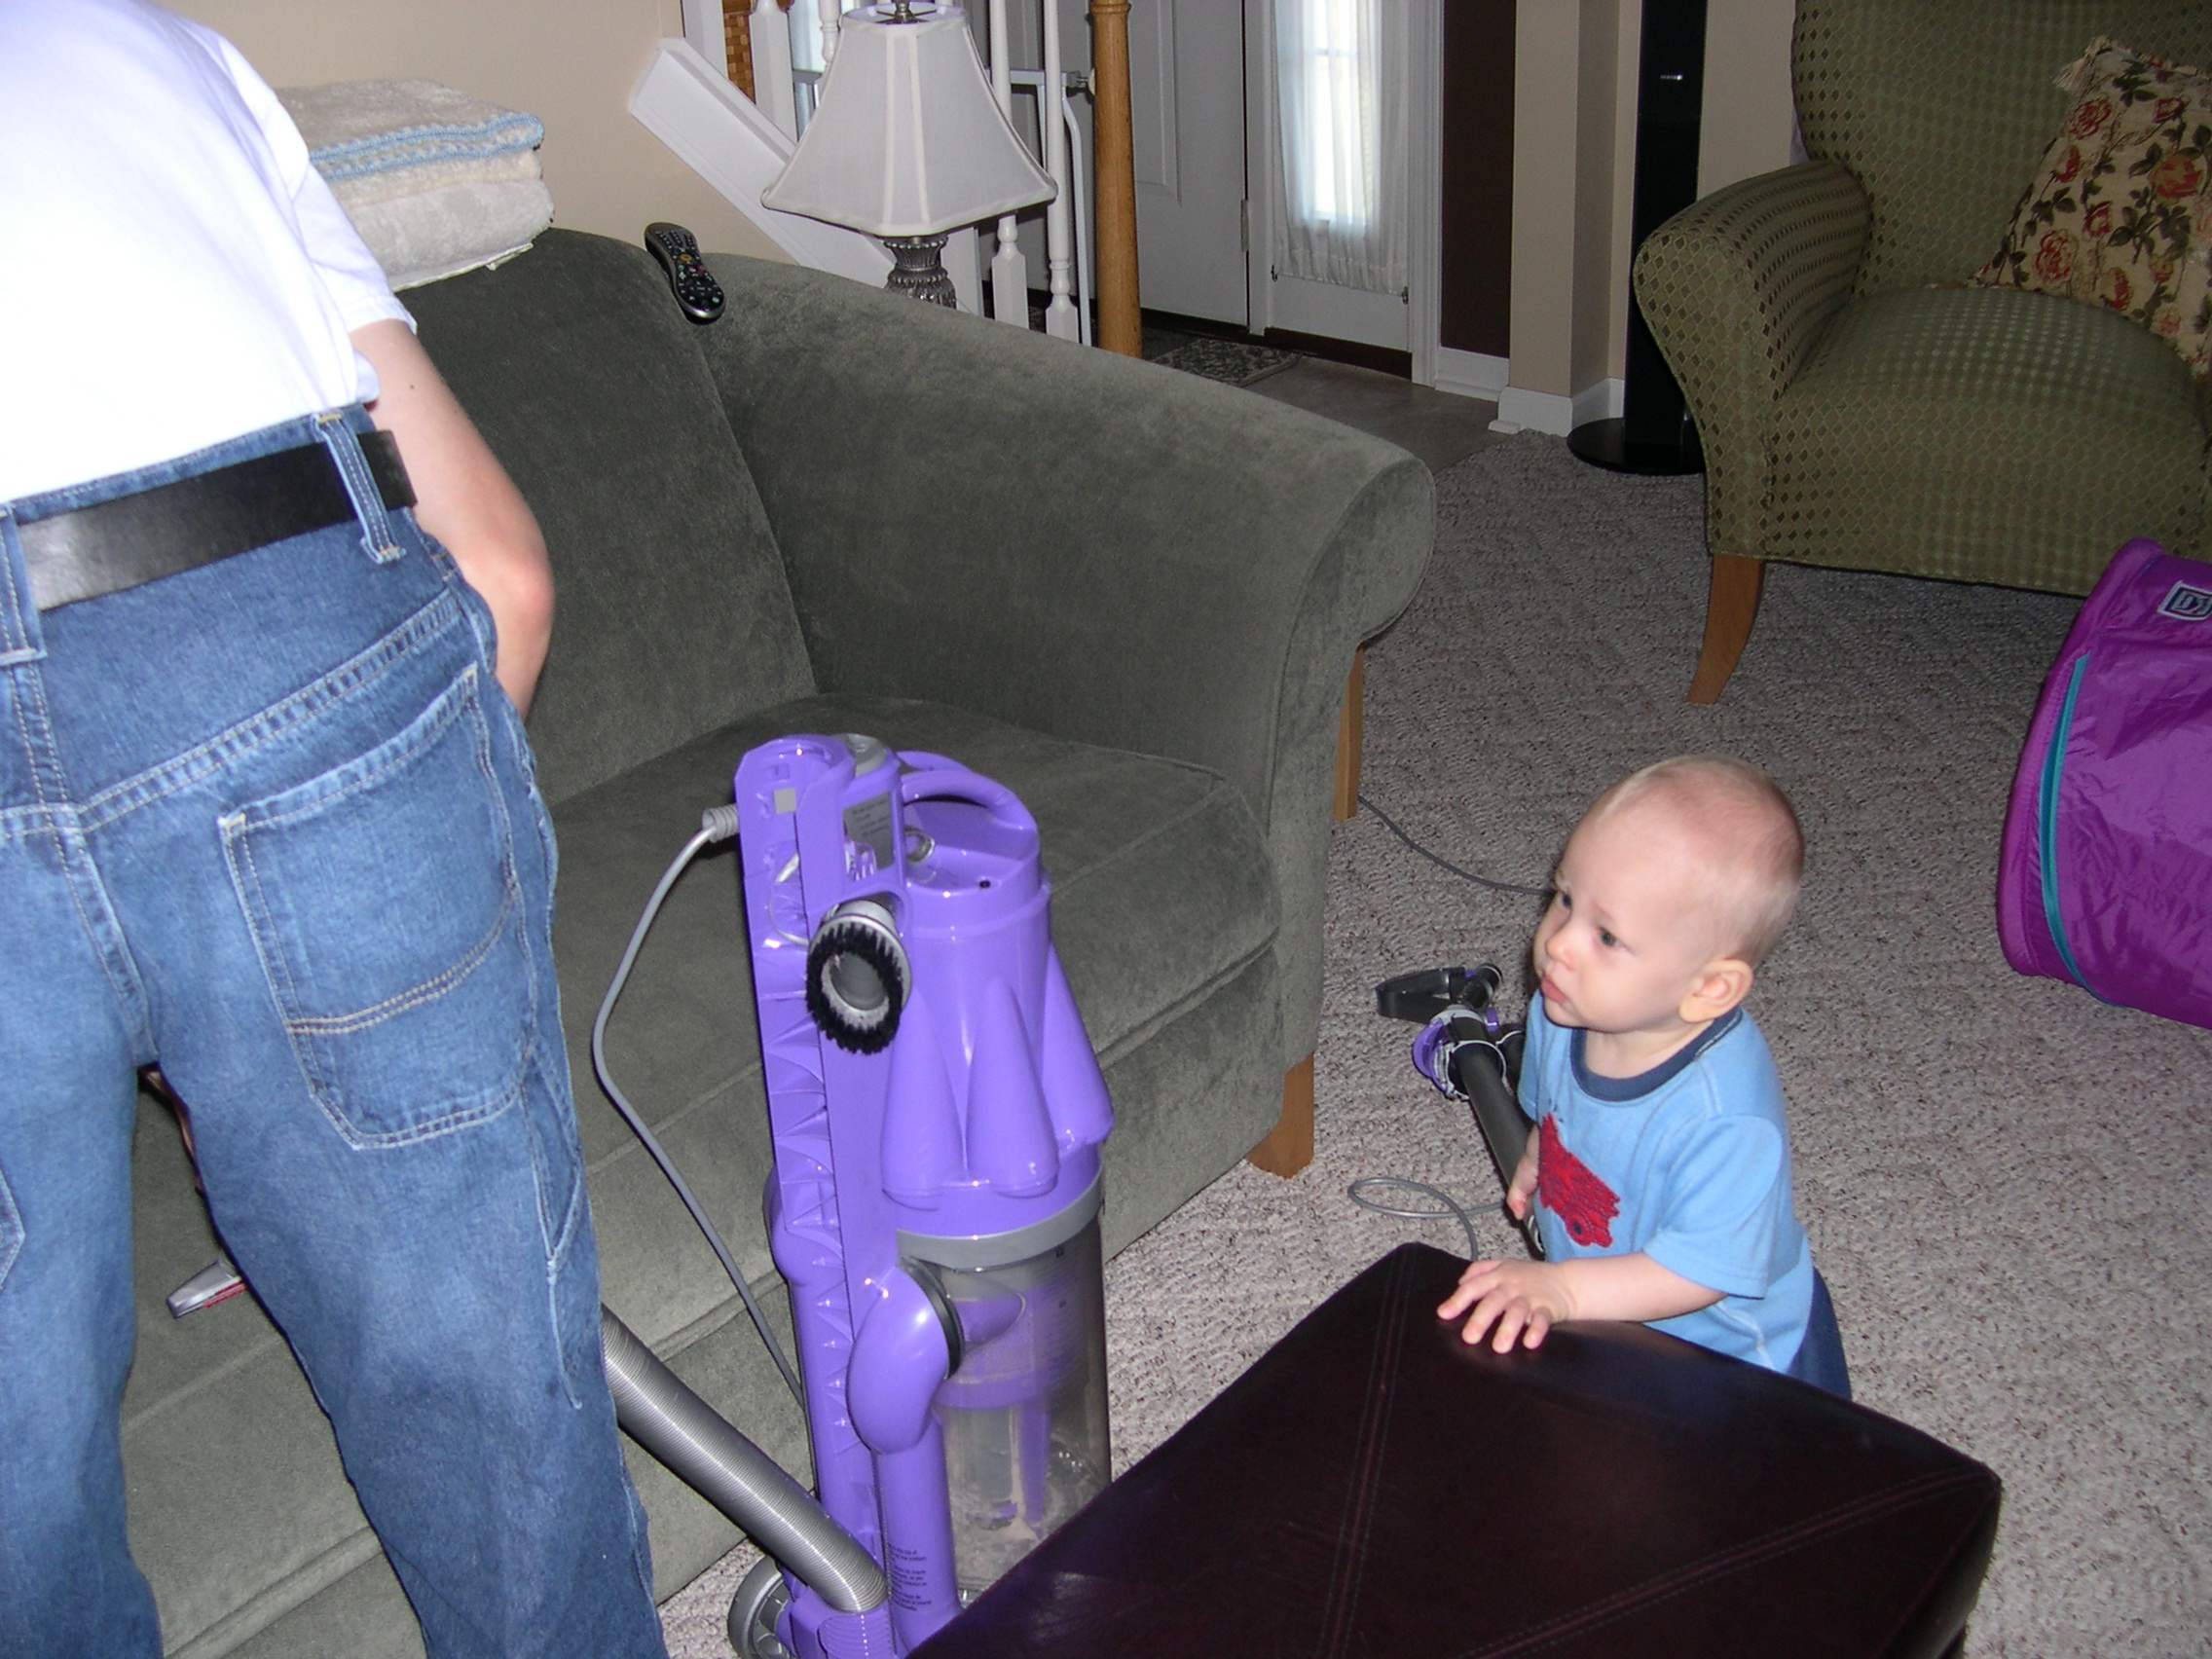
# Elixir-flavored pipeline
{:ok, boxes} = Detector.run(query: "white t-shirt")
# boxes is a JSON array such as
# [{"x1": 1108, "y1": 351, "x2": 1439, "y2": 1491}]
[{"x1": 0, "y1": 0, "x2": 412, "y2": 502}]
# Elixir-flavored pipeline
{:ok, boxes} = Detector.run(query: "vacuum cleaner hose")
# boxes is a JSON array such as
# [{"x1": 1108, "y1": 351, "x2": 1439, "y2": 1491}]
[{"x1": 600, "y1": 1309, "x2": 889, "y2": 1614}]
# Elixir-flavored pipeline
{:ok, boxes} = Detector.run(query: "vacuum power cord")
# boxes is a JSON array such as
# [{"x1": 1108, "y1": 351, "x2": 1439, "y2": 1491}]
[
  {"x1": 1358, "y1": 793, "x2": 1550, "y2": 899},
  {"x1": 1347, "y1": 1176, "x2": 1483, "y2": 1260},
  {"x1": 593, "y1": 805, "x2": 808, "y2": 1413}
]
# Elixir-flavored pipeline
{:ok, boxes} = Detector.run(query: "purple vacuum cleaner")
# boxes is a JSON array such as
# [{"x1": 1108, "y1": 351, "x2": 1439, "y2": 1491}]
[
  {"x1": 730, "y1": 732, "x2": 1115, "y2": 1657},
  {"x1": 159, "y1": 731, "x2": 1112, "y2": 1656}
]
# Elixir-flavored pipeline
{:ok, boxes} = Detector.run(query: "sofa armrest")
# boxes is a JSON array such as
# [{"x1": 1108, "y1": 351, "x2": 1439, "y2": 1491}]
[
  {"x1": 699, "y1": 257, "x2": 1433, "y2": 1067},
  {"x1": 1635, "y1": 161, "x2": 1869, "y2": 559}
]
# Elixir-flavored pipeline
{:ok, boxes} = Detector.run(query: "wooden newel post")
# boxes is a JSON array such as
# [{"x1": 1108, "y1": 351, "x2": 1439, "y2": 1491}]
[
  {"x1": 1088, "y1": 0, "x2": 1141, "y2": 356},
  {"x1": 721, "y1": 0, "x2": 756, "y2": 96}
]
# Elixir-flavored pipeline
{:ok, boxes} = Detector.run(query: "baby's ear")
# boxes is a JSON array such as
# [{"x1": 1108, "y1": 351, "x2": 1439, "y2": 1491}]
[{"x1": 1682, "y1": 957, "x2": 1754, "y2": 1022}]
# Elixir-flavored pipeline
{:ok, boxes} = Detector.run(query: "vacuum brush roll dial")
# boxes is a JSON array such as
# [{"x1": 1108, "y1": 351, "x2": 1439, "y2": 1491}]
[{"x1": 805, "y1": 898, "x2": 911, "y2": 1053}]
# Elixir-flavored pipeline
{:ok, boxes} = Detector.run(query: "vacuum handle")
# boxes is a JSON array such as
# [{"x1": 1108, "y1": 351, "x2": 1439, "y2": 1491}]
[
  {"x1": 1448, "y1": 1030, "x2": 1545, "y2": 1261},
  {"x1": 896, "y1": 750, "x2": 1034, "y2": 831}
]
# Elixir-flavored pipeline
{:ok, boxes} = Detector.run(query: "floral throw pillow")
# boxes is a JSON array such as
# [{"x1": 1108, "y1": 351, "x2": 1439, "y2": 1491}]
[{"x1": 1974, "y1": 37, "x2": 2212, "y2": 379}]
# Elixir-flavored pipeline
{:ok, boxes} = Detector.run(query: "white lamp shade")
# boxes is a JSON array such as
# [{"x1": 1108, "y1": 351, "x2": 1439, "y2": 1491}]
[{"x1": 761, "y1": 3, "x2": 1056, "y2": 239}]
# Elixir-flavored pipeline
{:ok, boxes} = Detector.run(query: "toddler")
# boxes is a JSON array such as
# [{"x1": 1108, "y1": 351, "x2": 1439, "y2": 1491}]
[{"x1": 1437, "y1": 756, "x2": 1850, "y2": 1395}]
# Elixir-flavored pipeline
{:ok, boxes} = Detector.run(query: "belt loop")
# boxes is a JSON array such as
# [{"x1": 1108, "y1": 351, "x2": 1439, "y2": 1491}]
[
  {"x1": 0, "y1": 509, "x2": 49, "y2": 666},
  {"x1": 315, "y1": 411, "x2": 404, "y2": 564}
]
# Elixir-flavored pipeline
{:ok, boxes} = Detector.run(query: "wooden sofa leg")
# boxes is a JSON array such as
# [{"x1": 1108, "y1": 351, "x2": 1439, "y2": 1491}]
[
  {"x1": 1332, "y1": 647, "x2": 1365, "y2": 822},
  {"x1": 1248, "y1": 1054, "x2": 1316, "y2": 1176},
  {"x1": 1686, "y1": 554, "x2": 1765, "y2": 705}
]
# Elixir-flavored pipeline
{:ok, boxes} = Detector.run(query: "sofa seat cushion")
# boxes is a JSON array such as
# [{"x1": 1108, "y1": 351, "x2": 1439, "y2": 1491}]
[
  {"x1": 552, "y1": 693, "x2": 1281, "y2": 1352},
  {"x1": 1765, "y1": 283, "x2": 2210, "y2": 587}
]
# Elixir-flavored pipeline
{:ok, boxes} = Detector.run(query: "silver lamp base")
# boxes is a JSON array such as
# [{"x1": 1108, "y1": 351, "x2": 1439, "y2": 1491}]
[{"x1": 883, "y1": 235, "x2": 958, "y2": 308}]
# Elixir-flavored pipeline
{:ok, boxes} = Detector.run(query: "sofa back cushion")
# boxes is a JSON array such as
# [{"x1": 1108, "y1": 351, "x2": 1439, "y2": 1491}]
[
  {"x1": 1795, "y1": 0, "x2": 2212, "y2": 293},
  {"x1": 408, "y1": 230, "x2": 815, "y2": 805}
]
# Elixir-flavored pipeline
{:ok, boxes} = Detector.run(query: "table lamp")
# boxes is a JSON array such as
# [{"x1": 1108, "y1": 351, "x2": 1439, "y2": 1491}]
[{"x1": 761, "y1": 0, "x2": 1056, "y2": 307}]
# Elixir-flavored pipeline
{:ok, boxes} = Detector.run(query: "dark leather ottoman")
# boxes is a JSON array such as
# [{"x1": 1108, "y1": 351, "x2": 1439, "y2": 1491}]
[{"x1": 915, "y1": 1243, "x2": 2000, "y2": 1658}]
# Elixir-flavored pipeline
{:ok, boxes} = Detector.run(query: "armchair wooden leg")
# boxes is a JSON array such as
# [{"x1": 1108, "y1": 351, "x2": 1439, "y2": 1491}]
[
  {"x1": 1332, "y1": 647, "x2": 1365, "y2": 822},
  {"x1": 1248, "y1": 1054, "x2": 1316, "y2": 1177},
  {"x1": 1687, "y1": 554, "x2": 1765, "y2": 705}
]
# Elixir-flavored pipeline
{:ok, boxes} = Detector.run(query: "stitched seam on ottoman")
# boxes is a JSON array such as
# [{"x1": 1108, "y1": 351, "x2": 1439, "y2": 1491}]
[
  {"x1": 1447, "y1": 1465, "x2": 1998, "y2": 1658},
  {"x1": 1316, "y1": 1247, "x2": 1412, "y2": 1657}
]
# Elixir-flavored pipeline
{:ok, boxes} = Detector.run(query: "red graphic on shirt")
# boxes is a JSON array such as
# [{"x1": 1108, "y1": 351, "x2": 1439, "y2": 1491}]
[{"x1": 1536, "y1": 1114, "x2": 1619, "y2": 1248}]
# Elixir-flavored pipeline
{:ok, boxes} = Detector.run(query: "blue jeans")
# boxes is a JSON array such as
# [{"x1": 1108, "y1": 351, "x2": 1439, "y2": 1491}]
[{"x1": 0, "y1": 411, "x2": 665, "y2": 1659}]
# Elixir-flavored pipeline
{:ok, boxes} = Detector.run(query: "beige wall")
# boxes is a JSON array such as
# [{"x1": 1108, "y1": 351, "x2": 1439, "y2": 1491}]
[
  {"x1": 1505, "y1": 1, "x2": 1585, "y2": 401},
  {"x1": 1569, "y1": 0, "x2": 1636, "y2": 397},
  {"x1": 175, "y1": 0, "x2": 787, "y2": 263},
  {"x1": 1700, "y1": 0, "x2": 1797, "y2": 196},
  {"x1": 1508, "y1": 0, "x2": 1795, "y2": 404}
]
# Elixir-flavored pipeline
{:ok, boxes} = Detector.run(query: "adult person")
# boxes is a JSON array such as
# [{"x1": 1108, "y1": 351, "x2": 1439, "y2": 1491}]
[{"x1": 0, "y1": 3, "x2": 668, "y2": 1655}]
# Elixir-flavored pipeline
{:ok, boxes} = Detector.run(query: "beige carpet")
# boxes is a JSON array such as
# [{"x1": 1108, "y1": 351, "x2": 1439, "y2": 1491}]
[{"x1": 664, "y1": 435, "x2": 2212, "y2": 1657}]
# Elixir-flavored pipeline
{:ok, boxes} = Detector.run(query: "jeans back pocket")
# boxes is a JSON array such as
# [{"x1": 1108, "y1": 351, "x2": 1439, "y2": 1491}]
[{"x1": 223, "y1": 661, "x2": 536, "y2": 1147}]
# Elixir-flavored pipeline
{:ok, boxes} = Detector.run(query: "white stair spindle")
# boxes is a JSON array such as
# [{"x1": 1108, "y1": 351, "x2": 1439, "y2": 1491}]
[
  {"x1": 944, "y1": 224, "x2": 983, "y2": 313},
  {"x1": 1063, "y1": 77, "x2": 1093, "y2": 348},
  {"x1": 680, "y1": 0, "x2": 725, "y2": 73},
  {"x1": 987, "y1": 0, "x2": 1029, "y2": 325},
  {"x1": 817, "y1": 0, "x2": 842, "y2": 67},
  {"x1": 750, "y1": 0, "x2": 798, "y2": 138},
  {"x1": 1042, "y1": 0, "x2": 1080, "y2": 340}
]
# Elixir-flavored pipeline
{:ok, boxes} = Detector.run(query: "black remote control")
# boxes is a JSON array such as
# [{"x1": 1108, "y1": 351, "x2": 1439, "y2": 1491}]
[{"x1": 644, "y1": 222, "x2": 725, "y2": 323}]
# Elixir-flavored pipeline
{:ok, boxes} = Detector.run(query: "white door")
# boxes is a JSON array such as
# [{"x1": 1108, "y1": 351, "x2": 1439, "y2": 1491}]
[{"x1": 1128, "y1": 1, "x2": 1250, "y2": 324}]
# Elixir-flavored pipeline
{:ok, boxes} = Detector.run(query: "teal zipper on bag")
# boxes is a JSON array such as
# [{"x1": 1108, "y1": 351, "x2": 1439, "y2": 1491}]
[{"x1": 2037, "y1": 653, "x2": 2114, "y2": 1002}]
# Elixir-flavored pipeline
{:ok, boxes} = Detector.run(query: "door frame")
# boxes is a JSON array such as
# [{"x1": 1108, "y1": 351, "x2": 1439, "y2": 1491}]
[{"x1": 1408, "y1": 0, "x2": 1444, "y2": 387}]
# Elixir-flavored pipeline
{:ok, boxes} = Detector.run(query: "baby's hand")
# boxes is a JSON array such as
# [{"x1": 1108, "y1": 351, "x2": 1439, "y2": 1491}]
[
  {"x1": 1437, "y1": 1258, "x2": 1572, "y2": 1353},
  {"x1": 1505, "y1": 1127, "x2": 1540, "y2": 1221}
]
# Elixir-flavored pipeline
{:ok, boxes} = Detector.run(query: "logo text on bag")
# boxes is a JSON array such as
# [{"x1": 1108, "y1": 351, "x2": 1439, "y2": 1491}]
[{"x1": 2157, "y1": 581, "x2": 2212, "y2": 621}]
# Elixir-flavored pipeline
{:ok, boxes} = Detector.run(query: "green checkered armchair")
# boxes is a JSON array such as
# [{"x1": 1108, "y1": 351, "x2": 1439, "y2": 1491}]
[{"x1": 1636, "y1": 0, "x2": 2212, "y2": 701}]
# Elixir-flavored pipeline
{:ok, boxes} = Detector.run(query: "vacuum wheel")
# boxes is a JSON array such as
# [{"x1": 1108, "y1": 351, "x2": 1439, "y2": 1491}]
[{"x1": 726, "y1": 1557, "x2": 793, "y2": 1659}]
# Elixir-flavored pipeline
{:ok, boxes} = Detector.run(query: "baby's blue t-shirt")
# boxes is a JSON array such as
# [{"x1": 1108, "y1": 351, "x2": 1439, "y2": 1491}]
[{"x1": 1524, "y1": 997, "x2": 1814, "y2": 1375}]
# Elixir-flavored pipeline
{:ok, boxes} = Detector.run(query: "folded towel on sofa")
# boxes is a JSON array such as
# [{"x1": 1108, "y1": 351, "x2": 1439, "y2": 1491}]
[
  {"x1": 343, "y1": 176, "x2": 558, "y2": 291},
  {"x1": 277, "y1": 78, "x2": 553, "y2": 289},
  {"x1": 278, "y1": 78, "x2": 542, "y2": 192}
]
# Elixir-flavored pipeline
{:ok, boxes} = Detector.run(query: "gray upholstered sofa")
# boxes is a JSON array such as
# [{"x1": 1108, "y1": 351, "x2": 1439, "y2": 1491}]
[{"x1": 120, "y1": 229, "x2": 1432, "y2": 1656}]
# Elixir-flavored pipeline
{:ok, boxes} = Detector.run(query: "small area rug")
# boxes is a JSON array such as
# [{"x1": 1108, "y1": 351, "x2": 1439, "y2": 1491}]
[
  {"x1": 1015, "y1": 309, "x2": 1301, "y2": 385},
  {"x1": 664, "y1": 437, "x2": 2211, "y2": 1658},
  {"x1": 1144, "y1": 331, "x2": 1301, "y2": 387}
]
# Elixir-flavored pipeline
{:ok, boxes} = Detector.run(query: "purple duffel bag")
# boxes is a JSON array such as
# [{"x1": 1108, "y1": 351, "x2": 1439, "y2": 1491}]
[{"x1": 1997, "y1": 537, "x2": 2212, "y2": 1027}]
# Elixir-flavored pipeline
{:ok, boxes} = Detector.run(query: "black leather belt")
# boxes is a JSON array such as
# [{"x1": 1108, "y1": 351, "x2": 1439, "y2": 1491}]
[{"x1": 14, "y1": 428, "x2": 417, "y2": 611}]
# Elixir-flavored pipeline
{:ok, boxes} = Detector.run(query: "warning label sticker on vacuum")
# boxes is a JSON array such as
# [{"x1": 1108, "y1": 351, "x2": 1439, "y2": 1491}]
[{"x1": 844, "y1": 793, "x2": 895, "y2": 873}]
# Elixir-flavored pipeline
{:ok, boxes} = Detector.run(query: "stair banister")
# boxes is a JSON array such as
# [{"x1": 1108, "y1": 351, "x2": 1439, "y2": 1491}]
[{"x1": 1086, "y1": 0, "x2": 1138, "y2": 355}]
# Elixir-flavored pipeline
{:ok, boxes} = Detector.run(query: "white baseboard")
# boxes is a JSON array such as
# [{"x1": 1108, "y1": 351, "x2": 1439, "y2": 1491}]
[
  {"x1": 1431, "y1": 347, "x2": 1508, "y2": 401},
  {"x1": 1490, "y1": 385, "x2": 1573, "y2": 436},
  {"x1": 1488, "y1": 378, "x2": 1626, "y2": 436},
  {"x1": 1572, "y1": 377, "x2": 1626, "y2": 427}
]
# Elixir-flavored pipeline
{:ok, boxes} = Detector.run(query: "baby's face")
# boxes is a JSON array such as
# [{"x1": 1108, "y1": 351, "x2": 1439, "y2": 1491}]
[{"x1": 1531, "y1": 799, "x2": 1731, "y2": 1041}]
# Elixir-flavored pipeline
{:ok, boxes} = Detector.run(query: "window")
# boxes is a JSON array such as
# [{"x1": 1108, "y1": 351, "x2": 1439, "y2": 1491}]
[{"x1": 1272, "y1": 0, "x2": 1407, "y2": 295}]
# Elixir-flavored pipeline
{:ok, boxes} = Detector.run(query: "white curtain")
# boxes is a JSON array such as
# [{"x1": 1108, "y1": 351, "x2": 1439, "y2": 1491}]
[{"x1": 1272, "y1": 0, "x2": 1407, "y2": 297}]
